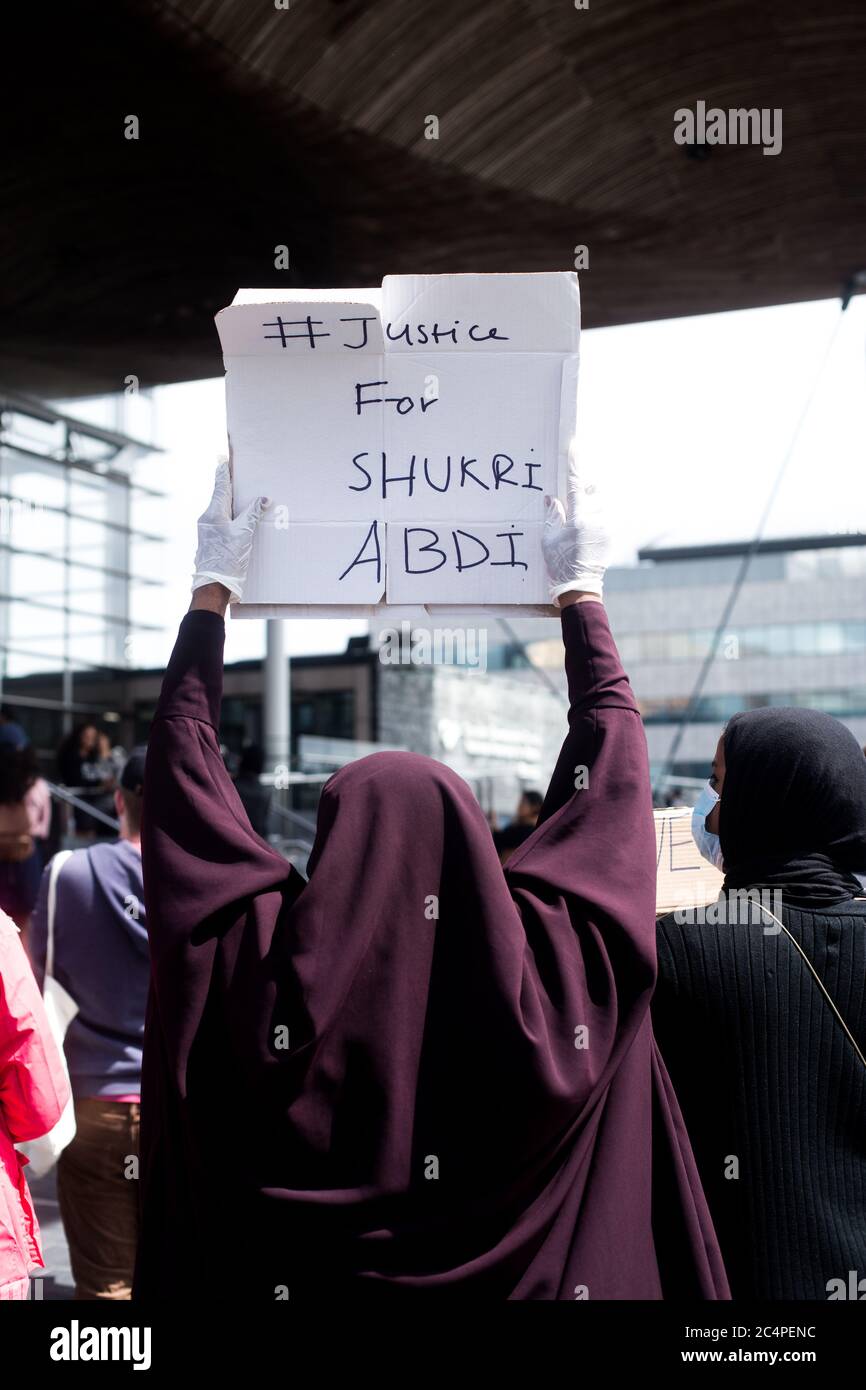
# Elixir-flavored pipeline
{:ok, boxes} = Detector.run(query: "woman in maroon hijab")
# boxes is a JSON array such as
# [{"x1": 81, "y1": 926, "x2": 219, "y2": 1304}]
[{"x1": 133, "y1": 460, "x2": 728, "y2": 1301}]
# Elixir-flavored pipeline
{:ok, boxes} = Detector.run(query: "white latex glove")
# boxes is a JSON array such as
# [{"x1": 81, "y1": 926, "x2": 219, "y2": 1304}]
[
  {"x1": 542, "y1": 447, "x2": 611, "y2": 600},
  {"x1": 191, "y1": 460, "x2": 269, "y2": 601}
]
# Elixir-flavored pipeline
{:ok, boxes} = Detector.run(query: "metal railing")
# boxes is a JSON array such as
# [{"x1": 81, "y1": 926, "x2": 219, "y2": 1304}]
[
  {"x1": 47, "y1": 780, "x2": 317, "y2": 867},
  {"x1": 47, "y1": 781, "x2": 120, "y2": 832}
]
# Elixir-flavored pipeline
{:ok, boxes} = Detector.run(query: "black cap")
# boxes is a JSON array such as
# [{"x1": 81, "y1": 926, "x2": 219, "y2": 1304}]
[{"x1": 120, "y1": 746, "x2": 147, "y2": 795}]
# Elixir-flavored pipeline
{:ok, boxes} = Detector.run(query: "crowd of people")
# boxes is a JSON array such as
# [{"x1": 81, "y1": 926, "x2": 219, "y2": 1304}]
[
  {"x1": 1, "y1": 457, "x2": 865, "y2": 1302},
  {"x1": 0, "y1": 710, "x2": 51, "y2": 936},
  {"x1": 0, "y1": 714, "x2": 130, "y2": 948},
  {"x1": 55, "y1": 723, "x2": 125, "y2": 838}
]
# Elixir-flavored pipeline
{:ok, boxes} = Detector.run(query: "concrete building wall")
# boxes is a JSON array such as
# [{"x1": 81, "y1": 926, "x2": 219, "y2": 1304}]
[
  {"x1": 378, "y1": 662, "x2": 565, "y2": 817},
  {"x1": 511, "y1": 539, "x2": 866, "y2": 784},
  {"x1": 604, "y1": 552, "x2": 866, "y2": 777}
]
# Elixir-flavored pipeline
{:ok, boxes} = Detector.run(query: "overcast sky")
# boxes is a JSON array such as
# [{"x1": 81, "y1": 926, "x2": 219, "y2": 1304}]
[{"x1": 118, "y1": 292, "x2": 866, "y2": 669}]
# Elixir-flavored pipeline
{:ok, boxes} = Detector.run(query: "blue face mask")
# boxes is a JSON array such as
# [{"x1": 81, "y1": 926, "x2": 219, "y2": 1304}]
[{"x1": 692, "y1": 782, "x2": 724, "y2": 870}]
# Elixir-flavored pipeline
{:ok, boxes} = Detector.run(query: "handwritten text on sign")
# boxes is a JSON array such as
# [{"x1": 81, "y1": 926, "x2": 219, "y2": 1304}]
[{"x1": 216, "y1": 273, "x2": 581, "y2": 610}]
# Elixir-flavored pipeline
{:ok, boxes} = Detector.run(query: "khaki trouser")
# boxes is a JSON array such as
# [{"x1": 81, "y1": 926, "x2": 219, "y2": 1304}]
[{"x1": 57, "y1": 1098, "x2": 140, "y2": 1300}]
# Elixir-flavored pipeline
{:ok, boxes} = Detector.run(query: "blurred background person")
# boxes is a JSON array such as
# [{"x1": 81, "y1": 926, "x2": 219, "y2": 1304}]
[
  {"x1": 56, "y1": 722, "x2": 99, "y2": 791},
  {"x1": 30, "y1": 749, "x2": 149, "y2": 1300},
  {"x1": 56, "y1": 723, "x2": 116, "y2": 838},
  {"x1": 0, "y1": 908, "x2": 70, "y2": 1300},
  {"x1": 56, "y1": 723, "x2": 99, "y2": 837},
  {"x1": 492, "y1": 820, "x2": 534, "y2": 867},
  {"x1": 0, "y1": 718, "x2": 51, "y2": 867},
  {"x1": 514, "y1": 788, "x2": 543, "y2": 827},
  {"x1": 653, "y1": 707, "x2": 866, "y2": 1299},
  {"x1": 87, "y1": 731, "x2": 121, "y2": 839},
  {"x1": 102, "y1": 732, "x2": 127, "y2": 783},
  {"x1": 0, "y1": 725, "x2": 42, "y2": 942},
  {"x1": 24, "y1": 747, "x2": 52, "y2": 872}
]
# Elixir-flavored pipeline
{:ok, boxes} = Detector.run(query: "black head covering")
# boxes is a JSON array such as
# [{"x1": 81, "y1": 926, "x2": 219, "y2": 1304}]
[{"x1": 720, "y1": 706, "x2": 866, "y2": 908}]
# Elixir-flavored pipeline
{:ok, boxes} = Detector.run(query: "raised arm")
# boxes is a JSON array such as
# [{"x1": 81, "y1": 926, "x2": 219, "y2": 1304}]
[
  {"x1": 139, "y1": 470, "x2": 309, "y2": 1105},
  {"x1": 141, "y1": 467, "x2": 300, "y2": 964},
  {"x1": 508, "y1": 598, "x2": 654, "y2": 910},
  {"x1": 537, "y1": 590, "x2": 643, "y2": 811},
  {"x1": 505, "y1": 452, "x2": 656, "y2": 976},
  {"x1": 142, "y1": 599, "x2": 296, "y2": 947}
]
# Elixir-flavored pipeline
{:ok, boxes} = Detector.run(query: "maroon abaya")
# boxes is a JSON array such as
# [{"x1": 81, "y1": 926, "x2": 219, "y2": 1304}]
[{"x1": 134, "y1": 602, "x2": 728, "y2": 1300}]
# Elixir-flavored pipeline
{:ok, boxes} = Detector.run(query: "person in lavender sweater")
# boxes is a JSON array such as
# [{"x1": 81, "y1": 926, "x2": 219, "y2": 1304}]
[
  {"x1": 31, "y1": 750, "x2": 149, "y2": 1299},
  {"x1": 133, "y1": 458, "x2": 728, "y2": 1302}
]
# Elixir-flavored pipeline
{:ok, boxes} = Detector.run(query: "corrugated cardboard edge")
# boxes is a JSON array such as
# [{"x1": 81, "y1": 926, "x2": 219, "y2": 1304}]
[{"x1": 233, "y1": 603, "x2": 560, "y2": 620}]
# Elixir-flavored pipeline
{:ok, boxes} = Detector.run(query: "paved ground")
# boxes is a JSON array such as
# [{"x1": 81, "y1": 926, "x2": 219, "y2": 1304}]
[{"x1": 29, "y1": 1170, "x2": 74, "y2": 1301}]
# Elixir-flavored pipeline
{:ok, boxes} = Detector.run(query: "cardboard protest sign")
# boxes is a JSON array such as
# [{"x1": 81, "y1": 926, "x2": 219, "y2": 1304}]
[
  {"x1": 653, "y1": 808, "x2": 724, "y2": 916},
  {"x1": 214, "y1": 273, "x2": 580, "y2": 617}
]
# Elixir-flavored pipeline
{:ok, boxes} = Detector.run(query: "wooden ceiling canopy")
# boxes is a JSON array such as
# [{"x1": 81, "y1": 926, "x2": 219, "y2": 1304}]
[{"x1": 2, "y1": 0, "x2": 864, "y2": 395}]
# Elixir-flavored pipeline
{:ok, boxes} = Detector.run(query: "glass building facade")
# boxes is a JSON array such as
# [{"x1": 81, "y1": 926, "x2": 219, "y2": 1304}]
[
  {"x1": 616, "y1": 621, "x2": 866, "y2": 667},
  {"x1": 611, "y1": 536, "x2": 866, "y2": 785},
  {"x1": 516, "y1": 533, "x2": 866, "y2": 790},
  {"x1": 0, "y1": 392, "x2": 162, "y2": 754}
]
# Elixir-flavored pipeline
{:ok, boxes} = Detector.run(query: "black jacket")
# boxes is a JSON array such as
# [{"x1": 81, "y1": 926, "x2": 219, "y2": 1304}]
[{"x1": 654, "y1": 896, "x2": 866, "y2": 1300}]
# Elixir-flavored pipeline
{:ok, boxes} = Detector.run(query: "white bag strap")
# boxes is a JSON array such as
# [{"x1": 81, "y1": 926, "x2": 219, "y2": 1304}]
[
  {"x1": 45, "y1": 849, "x2": 73, "y2": 981},
  {"x1": 757, "y1": 902, "x2": 866, "y2": 1072}
]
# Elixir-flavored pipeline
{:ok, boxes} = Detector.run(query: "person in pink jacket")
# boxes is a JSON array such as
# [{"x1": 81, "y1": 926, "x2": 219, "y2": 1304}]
[{"x1": 0, "y1": 909, "x2": 70, "y2": 1299}]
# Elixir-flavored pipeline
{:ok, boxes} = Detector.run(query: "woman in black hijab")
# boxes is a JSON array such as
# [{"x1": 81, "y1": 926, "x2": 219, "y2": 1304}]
[{"x1": 653, "y1": 706, "x2": 866, "y2": 1299}]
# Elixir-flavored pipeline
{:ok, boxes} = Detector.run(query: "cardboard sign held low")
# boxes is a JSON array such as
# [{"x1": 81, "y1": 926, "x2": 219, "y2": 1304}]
[
  {"x1": 654, "y1": 808, "x2": 725, "y2": 917},
  {"x1": 214, "y1": 272, "x2": 580, "y2": 617}
]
